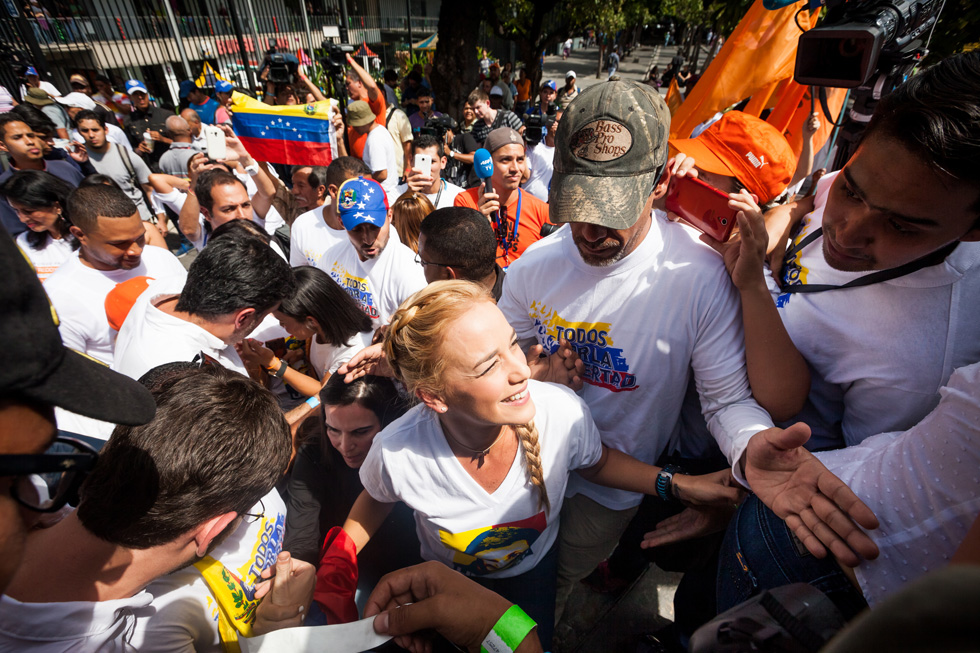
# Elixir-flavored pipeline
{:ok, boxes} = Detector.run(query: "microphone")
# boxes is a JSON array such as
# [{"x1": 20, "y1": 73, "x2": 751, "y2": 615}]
[{"x1": 473, "y1": 148, "x2": 500, "y2": 224}]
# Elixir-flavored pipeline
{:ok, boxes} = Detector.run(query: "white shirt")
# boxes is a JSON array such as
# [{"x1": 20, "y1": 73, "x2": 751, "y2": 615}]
[
  {"x1": 15, "y1": 232, "x2": 74, "y2": 282},
  {"x1": 310, "y1": 329, "x2": 374, "y2": 380},
  {"x1": 770, "y1": 171, "x2": 980, "y2": 449},
  {"x1": 131, "y1": 490, "x2": 286, "y2": 652},
  {"x1": 44, "y1": 246, "x2": 187, "y2": 365},
  {"x1": 815, "y1": 361, "x2": 980, "y2": 607},
  {"x1": 498, "y1": 217, "x2": 773, "y2": 509},
  {"x1": 317, "y1": 228, "x2": 426, "y2": 328},
  {"x1": 0, "y1": 592, "x2": 152, "y2": 652},
  {"x1": 112, "y1": 278, "x2": 248, "y2": 381},
  {"x1": 523, "y1": 141, "x2": 555, "y2": 202},
  {"x1": 361, "y1": 126, "x2": 399, "y2": 203},
  {"x1": 289, "y1": 203, "x2": 347, "y2": 267},
  {"x1": 360, "y1": 380, "x2": 603, "y2": 578},
  {"x1": 394, "y1": 178, "x2": 465, "y2": 210}
]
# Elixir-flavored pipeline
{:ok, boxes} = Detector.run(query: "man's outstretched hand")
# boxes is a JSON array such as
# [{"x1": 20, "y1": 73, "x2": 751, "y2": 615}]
[
  {"x1": 526, "y1": 339, "x2": 584, "y2": 390},
  {"x1": 744, "y1": 423, "x2": 879, "y2": 567}
]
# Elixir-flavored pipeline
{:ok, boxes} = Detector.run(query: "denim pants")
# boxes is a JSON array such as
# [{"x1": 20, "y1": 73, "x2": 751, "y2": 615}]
[
  {"x1": 474, "y1": 543, "x2": 558, "y2": 651},
  {"x1": 717, "y1": 495, "x2": 868, "y2": 620}
]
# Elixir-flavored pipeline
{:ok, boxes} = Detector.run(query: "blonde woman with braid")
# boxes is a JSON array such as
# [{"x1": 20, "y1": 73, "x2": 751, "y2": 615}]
[{"x1": 342, "y1": 281, "x2": 740, "y2": 647}]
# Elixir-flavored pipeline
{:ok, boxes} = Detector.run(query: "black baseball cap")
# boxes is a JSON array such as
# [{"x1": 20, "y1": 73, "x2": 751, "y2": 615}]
[{"x1": 1, "y1": 232, "x2": 155, "y2": 425}]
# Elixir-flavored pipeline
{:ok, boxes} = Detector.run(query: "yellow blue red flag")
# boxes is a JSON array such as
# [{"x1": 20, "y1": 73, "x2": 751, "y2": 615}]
[{"x1": 230, "y1": 92, "x2": 336, "y2": 166}]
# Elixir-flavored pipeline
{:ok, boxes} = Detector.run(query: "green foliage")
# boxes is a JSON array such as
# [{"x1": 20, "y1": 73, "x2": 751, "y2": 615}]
[{"x1": 924, "y1": 1, "x2": 980, "y2": 59}]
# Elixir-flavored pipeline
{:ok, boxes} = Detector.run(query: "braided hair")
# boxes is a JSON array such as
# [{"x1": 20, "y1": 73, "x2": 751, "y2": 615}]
[{"x1": 384, "y1": 280, "x2": 550, "y2": 512}]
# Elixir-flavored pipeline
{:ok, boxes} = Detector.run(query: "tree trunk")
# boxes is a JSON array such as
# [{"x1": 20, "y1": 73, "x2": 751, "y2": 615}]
[
  {"x1": 691, "y1": 25, "x2": 703, "y2": 73},
  {"x1": 431, "y1": 2, "x2": 483, "y2": 121},
  {"x1": 703, "y1": 32, "x2": 722, "y2": 72},
  {"x1": 596, "y1": 42, "x2": 605, "y2": 79}
]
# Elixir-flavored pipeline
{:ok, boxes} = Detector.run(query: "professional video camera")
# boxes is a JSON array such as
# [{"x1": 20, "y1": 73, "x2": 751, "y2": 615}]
[
  {"x1": 320, "y1": 40, "x2": 355, "y2": 77},
  {"x1": 419, "y1": 114, "x2": 458, "y2": 141},
  {"x1": 795, "y1": 0, "x2": 941, "y2": 88},
  {"x1": 524, "y1": 112, "x2": 557, "y2": 147}
]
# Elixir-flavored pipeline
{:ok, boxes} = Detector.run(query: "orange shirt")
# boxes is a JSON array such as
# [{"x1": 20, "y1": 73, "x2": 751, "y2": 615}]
[
  {"x1": 454, "y1": 186, "x2": 550, "y2": 267},
  {"x1": 347, "y1": 93, "x2": 387, "y2": 159},
  {"x1": 515, "y1": 78, "x2": 531, "y2": 103}
]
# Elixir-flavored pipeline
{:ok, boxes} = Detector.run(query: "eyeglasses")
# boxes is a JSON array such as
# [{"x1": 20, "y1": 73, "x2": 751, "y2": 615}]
[
  {"x1": 0, "y1": 437, "x2": 99, "y2": 513},
  {"x1": 241, "y1": 499, "x2": 266, "y2": 524},
  {"x1": 414, "y1": 253, "x2": 455, "y2": 269}
]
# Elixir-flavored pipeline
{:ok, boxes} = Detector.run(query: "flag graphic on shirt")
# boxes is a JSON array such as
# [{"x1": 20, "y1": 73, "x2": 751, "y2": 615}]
[
  {"x1": 231, "y1": 92, "x2": 336, "y2": 166},
  {"x1": 776, "y1": 215, "x2": 814, "y2": 308},
  {"x1": 438, "y1": 512, "x2": 546, "y2": 575},
  {"x1": 528, "y1": 302, "x2": 638, "y2": 392},
  {"x1": 329, "y1": 262, "x2": 381, "y2": 320}
]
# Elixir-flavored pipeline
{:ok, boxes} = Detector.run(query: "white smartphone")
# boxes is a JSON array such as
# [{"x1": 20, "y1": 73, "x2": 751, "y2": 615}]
[
  {"x1": 414, "y1": 153, "x2": 432, "y2": 175},
  {"x1": 204, "y1": 124, "x2": 227, "y2": 161}
]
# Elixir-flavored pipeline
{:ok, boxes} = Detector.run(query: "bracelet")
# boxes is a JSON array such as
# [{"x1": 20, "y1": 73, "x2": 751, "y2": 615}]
[
  {"x1": 305, "y1": 395, "x2": 320, "y2": 409},
  {"x1": 481, "y1": 605, "x2": 536, "y2": 653},
  {"x1": 656, "y1": 464, "x2": 683, "y2": 502}
]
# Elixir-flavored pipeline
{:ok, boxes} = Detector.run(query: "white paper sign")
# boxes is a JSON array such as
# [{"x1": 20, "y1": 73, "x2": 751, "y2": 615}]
[{"x1": 239, "y1": 616, "x2": 392, "y2": 653}]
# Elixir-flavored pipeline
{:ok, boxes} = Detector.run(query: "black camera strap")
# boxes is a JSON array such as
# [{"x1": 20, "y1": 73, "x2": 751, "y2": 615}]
[{"x1": 781, "y1": 227, "x2": 957, "y2": 294}]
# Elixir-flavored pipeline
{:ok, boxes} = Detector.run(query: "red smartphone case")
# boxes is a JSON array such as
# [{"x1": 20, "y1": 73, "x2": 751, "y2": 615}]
[{"x1": 664, "y1": 175, "x2": 739, "y2": 242}]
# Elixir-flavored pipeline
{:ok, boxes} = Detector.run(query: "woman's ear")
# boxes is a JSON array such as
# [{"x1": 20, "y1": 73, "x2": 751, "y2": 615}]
[{"x1": 417, "y1": 388, "x2": 448, "y2": 414}]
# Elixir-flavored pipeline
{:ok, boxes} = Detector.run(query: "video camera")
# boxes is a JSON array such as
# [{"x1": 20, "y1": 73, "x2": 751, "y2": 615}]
[
  {"x1": 419, "y1": 114, "x2": 458, "y2": 141},
  {"x1": 320, "y1": 40, "x2": 355, "y2": 77},
  {"x1": 795, "y1": 0, "x2": 941, "y2": 88},
  {"x1": 524, "y1": 111, "x2": 557, "y2": 147}
]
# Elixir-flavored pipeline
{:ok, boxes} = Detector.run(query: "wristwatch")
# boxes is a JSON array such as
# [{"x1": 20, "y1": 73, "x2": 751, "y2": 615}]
[
  {"x1": 244, "y1": 161, "x2": 260, "y2": 176},
  {"x1": 656, "y1": 464, "x2": 684, "y2": 502},
  {"x1": 447, "y1": 149, "x2": 455, "y2": 159}
]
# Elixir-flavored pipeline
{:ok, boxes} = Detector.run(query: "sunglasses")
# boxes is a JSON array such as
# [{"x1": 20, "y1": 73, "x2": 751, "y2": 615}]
[{"x1": 0, "y1": 437, "x2": 99, "y2": 513}]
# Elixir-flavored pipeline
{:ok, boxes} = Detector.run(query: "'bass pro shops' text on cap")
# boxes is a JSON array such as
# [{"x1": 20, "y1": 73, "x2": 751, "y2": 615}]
[{"x1": 550, "y1": 80, "x2": 670, "y2": 229}]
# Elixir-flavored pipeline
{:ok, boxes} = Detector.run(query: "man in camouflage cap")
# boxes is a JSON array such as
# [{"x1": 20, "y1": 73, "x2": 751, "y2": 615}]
[{"x1": 497, "y1": 80, "x2": 777, "y2": 617}]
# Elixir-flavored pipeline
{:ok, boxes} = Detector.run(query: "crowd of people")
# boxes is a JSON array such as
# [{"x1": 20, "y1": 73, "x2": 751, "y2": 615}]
[{"x1": 0, "y1": 39, "x2": 978, "y2": 653}]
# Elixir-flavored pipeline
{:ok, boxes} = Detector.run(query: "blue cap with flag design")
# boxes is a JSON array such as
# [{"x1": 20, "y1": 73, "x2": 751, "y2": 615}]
[{"x1": 337, "y1": 177, "x2": 389, "y2": 230}]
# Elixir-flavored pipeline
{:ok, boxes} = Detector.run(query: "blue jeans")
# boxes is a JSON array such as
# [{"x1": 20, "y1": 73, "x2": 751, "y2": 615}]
[
  {"x1": 473, "y1": 543, "x2": 558, "y2": 651},
  {"x1": 717, "y1": 496, "x2": 868, "y2": 620}
]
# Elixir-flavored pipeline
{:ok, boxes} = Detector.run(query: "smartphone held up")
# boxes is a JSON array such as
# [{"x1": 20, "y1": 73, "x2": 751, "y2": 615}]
[{"x1": 664, "y1": 175, "x2": 739, "y2": 243}]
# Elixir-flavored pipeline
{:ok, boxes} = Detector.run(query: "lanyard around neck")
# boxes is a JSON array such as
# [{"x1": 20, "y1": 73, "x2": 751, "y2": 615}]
[
  {"x1": 495, "y1": 189, "x2": 521, "y2": 257},
  {"x1": 781, "y1": 227, "x2": 957, "y2": 294}
]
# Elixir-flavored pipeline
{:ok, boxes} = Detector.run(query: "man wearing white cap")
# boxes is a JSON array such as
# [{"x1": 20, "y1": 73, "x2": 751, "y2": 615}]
[
  {"x1": 556, "y1": 71, "x2": 579, "y2": 110},
  {"x1": 60, "y1": 93, "x2": 133, "y2": 153}
]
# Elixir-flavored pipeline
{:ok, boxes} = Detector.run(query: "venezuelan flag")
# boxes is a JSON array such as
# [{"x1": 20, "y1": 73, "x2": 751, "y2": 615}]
[{"x1": 231, "y1": 92, "x2": 337, "y2": 166}]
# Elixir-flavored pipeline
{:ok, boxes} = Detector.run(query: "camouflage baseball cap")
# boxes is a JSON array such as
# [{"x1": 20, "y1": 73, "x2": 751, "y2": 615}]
[{"x1": 550, "y1": 80, "x2": 670, "y2": 229}]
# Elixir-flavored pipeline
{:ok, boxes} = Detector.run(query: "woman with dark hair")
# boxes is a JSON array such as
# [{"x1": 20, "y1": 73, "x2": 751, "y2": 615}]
[
  {"x1": 0, "y1": 170, "x2": 77, "y2": 281},
  {"x1": 239, "y1": 265, "x2": 375, "y2": 396},
  {"x1": 284, "y1": 374, "x2": 421, "y2": 608}
]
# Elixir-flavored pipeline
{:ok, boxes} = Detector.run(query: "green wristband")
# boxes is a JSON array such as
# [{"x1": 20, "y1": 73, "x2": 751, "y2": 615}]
[{"x1": 481, "y1": 604, "x2": 537, "y2": 653}]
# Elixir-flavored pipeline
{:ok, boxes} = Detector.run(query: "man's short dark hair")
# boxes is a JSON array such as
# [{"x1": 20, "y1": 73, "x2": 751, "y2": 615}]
[
  {"x1": 383, "y1": 69, "x2": 398, "y2": 84},
  {"x1": 0, "y1": 114, "x2": 29, "y2": 140},
  {"x1": 419, "y1": 206, "x2": 496, "y2": 280},
  {"x1": 73, "y1": 109, "x2": 105, "y2": 128},
  {"x1": 76, "y1": 365, "x2": 290, "y2": 548},
  {"x1": 864, "y1": 52, "x2": 980, "y2": 209},
  {"x1": 175, "y1": 225, "x2": 295, "y2": 318},
  {"x1": 291, "y1": 165, "x2": 328, "y2": 197},
  {"x1": 67, "y1": 184, "x2": 138, "y2": 233},
  {"x1": 326, "y1": 156, "x2": 371, "y2": 190},
  {"x1": 417, "y1": 87, "x2": 432, "y2": 99},
  {"x1": 412, "y1": 133, "x2": 444, "y2": 158},
  {"x1": 195, "y1": 169, "x2": 247, "y2": 213}
]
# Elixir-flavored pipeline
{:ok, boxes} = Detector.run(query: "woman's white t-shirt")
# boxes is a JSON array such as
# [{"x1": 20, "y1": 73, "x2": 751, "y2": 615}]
[
  {"x1": 15, "y1": 232, "x2": 74, "y2": 282},
  {"x1": 309, "y1": 329, "x2": 374, "y2": 381},
  {"x1": 359, "y1": 379, "x2": 603, "y2": 578}
]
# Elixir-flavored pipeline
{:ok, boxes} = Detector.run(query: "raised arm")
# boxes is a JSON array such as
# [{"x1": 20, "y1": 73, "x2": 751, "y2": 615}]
[
  {"x1": 347, "y1": 54, "x2": 380, "y2": 102},
  {"x1": 701, "y1": 191, "x2": 810, "y2": 421},
  {"x1": 297, "y1": 72, "x2": 328, "y2": 103},
  {"x1": 342, "y1": 489, "x2": 395, "y2": 553},
  {"x1": 178, "y1": 154, "x2": 207, "y2": 242},
  {"x1": 219, "y1": 125, "x2": 276, "y2": 219}
]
